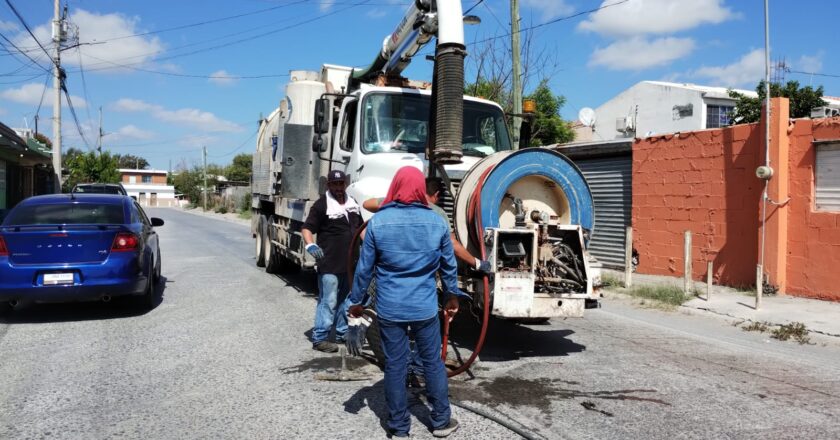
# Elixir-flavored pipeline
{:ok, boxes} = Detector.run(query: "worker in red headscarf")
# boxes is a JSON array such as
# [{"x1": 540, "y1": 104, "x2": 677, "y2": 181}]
[{"x1": 346, "y1": 166, "x2": 465, "y2": 438}]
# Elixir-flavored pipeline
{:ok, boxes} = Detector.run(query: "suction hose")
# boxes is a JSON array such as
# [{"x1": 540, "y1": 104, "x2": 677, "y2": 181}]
[{"x1": 441, "y1": 166, "x2": 493, "y2": 377}]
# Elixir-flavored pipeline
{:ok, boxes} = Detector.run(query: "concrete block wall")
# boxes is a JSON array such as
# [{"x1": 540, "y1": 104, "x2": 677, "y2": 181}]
[
  {"x1": 632, "y1": 98, "x2": 840, "y2": 300},
  {"x1": 785, "y1": 117, "x2": 840, "y2": 300},
  {"x1": 632, "y1": 125, "x2": 762, "y2": 286}
]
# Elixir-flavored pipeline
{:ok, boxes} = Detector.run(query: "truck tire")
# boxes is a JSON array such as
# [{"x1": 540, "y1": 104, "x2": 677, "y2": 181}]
[
  {"x1": 364, "y1": 309, "x2": 386, "y2": 367},
  {"x1": 264, "y1": 216, "x2": 282, "y2": 274},
  {"x1": 255, "y1": 215, "x2": 266, "y2": 268}
]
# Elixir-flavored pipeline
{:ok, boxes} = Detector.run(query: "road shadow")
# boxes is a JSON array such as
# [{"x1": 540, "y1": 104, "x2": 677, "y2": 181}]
[
  {"x1": 270, "y1": 269, "x2": 318, "y2": 298},
  {"x1": 447, "y1": 314, "x2": 586, "y2": 362},
  {"x1": 0, "y1": 275, "x2": 169, "y2": 324},
  {"x1": 343, "y1": 379, "x2": 439, "y2": 436}
]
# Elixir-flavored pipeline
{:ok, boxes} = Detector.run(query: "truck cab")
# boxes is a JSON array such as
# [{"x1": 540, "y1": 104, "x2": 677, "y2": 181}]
[{"x1": 327, "y1": 83, "x2": 513, "y2": 220}]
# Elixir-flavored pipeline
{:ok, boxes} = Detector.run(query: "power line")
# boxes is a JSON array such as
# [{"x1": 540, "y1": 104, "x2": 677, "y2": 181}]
[
  {"x1": 788, "y1": 70, "x2": 840, "y2": 79},
  {"x1": 34, "y1": 70, "x2": 49, "y2": 116},
  {"x1": 74, "y1": 0, "x2": 372, "y2": 73},
  {"x1": 82, "y1": 52, "x2": 291, "y2": 79},
  {"x1": 97, "y1": 0, "x2": 309, "y2": 43},
  {"x1": 208, "y1": 130, "x2": 258, "y2": 157},
  {"x1": 463, "y1": 0, "x2": 485, "y2": 16},
  {"x1": 0, "y1": 31, "x2": 51, "y2": 72},
  {"x1": 4, "y1": 0, "x2": 55, "y2": 65},
  {"x1": 61, "y1": 82, "x2": 92, "y2": 149}
]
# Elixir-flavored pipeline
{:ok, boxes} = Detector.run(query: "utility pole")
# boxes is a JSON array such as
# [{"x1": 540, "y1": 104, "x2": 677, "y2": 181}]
[
  {"x1": 510, "y1": 0, "x2": 522, "y2": 150},
  {"x1": 202, "y1": 146, "x2": 208, "y2": 211},
  {"x1": 97, "y1": 106, "x2": 103, "y2": 155},
  {"x1": 51, "y1": 0, "x2": 63, "y2": 192}
]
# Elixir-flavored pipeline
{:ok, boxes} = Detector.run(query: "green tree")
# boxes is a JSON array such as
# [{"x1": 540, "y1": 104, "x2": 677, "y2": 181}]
[
  {"x1": 114, "y1": 154, "x2": 149, "y2": 170},
  {"x1": 172, "y1": 166, "x2": 203, "y2": 206},
  {"x1": 225, "y1": 153, "x2": 252, "y2": 183},
  {"x1": 728, "y1": 80, "x2": 828, "y2": 124},
  {"x1": 62, "y1": 151, "x2": 121, "y2": 192},
  {"x1": 525, "y1": 80, "x2": 575, "y2": 146}
]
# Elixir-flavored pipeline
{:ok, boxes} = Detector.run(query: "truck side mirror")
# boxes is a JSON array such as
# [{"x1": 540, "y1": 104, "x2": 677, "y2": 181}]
[
  {"x1": 312, "y1": 134, "x2": 327, "y2": 153},
  {"x1": 313, "y1": 98, "x2": 330, "y2": 135}
]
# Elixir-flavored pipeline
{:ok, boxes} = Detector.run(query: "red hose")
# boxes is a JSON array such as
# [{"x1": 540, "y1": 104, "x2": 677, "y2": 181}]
[{"x1": 444, "y1": 167, "x2": 492, "y2": 377}]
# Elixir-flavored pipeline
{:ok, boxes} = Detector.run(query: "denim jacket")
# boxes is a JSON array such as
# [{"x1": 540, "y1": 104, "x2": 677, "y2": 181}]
[{"x1": 348, "y1": 202, "x2": 467, "y2": 322}]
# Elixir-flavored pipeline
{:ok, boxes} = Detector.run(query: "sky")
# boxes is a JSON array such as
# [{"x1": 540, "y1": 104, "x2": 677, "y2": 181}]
[{"x1": 1, "y1": 0, "x2": 838, "y2": 170}]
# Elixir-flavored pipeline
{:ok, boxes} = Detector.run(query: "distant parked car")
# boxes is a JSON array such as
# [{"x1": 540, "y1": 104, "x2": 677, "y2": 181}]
[
  {"x1": 0, "y1": 194, "x2": 163, "y2": 311},
  {"x1": 71, "y1": 183, "x2": 128, "y2": 196}
]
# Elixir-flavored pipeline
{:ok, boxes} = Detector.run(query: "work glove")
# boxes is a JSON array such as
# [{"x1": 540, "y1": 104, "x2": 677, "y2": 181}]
[
  {"x1": 305, "y1": 243, "x2": 324, "y2": 260},
  {"x1": 475, "y1": 258, "x2": 492, "y2": 274},
  {"x1": 345, "y1": 313, "x2": 371, "y2": 357}
]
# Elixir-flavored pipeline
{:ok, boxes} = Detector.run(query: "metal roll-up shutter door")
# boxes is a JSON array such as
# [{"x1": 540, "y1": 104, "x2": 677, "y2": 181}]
[{"x1": 575, "y1": 155, "x2": 632, "y2": 268}]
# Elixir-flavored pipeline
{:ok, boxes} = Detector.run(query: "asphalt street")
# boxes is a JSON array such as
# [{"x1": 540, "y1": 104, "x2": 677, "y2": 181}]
[{"x1": 1, "y1": 207, "x2": 839, "y2": 439}]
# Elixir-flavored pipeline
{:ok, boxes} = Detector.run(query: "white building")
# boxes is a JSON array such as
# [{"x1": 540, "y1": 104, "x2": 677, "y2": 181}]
[
  {"x1": 119, "y1": 168, "x2": 177, "y2": 207},
  {"x1": 576, "y1": 81, "x2": 840, "y2": 142}
]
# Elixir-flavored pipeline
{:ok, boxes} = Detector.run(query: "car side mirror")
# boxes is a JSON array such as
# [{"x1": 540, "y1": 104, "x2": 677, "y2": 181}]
[
  {"x1": 313, "y1": 98, "x2": 330, "y2": 135},
  {"x1": 151, "y1": 217, "x2": 165, "y2": 227},
  {"x1": 312, "y1": 134, "x2": 327, "y2": 153}
]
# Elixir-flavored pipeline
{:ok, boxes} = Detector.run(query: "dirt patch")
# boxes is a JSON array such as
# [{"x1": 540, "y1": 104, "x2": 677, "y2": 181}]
[{"x1": 449, "y1": 375, "x2": 670, "y2": 415}]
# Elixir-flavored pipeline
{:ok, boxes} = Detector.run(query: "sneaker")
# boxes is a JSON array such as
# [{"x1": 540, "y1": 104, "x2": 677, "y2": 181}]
[
  {"x1": 432, "y1": 418, "x2": 459, "y2": 437},
  {"x1": 313, "y1": 341, "x2": 338, "y2": 353}
]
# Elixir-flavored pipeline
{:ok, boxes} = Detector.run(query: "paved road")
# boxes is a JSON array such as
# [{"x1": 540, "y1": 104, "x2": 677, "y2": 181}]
[{"x1": 2, "y1": 208, "x2": 839, "y2": 439}]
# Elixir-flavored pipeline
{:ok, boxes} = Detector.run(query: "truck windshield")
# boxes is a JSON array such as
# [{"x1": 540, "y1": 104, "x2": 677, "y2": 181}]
[{"x1": 361, "y1": 92, "x2": 511, "y2": 157}]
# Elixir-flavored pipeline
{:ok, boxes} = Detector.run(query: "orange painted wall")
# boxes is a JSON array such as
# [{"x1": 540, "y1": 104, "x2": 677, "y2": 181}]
[
  {"x1": 632, "y1": 124, "x2": 764, "y2": 286},
  {"x1": 785, "y1": 117, "x2": 840, "y2": 301}
]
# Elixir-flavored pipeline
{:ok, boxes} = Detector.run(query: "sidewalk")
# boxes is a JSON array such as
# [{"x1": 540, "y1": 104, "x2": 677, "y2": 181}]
[{"x1": 604, "y1": 270, "x2": 840, "y2": 338}]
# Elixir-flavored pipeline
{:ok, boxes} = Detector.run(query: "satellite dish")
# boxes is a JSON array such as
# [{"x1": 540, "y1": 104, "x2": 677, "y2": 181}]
[{"x1": 578, "y1": 107, "x2": 596, "y2": 127}]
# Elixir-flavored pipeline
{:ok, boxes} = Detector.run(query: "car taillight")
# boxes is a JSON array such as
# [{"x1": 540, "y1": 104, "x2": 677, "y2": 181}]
[
  {"x1": 111, "y1": 232, "x2": 139, "y2": 252},
  {"x1": 0, "y1": 235, "x2": 7, "y2": 257}
]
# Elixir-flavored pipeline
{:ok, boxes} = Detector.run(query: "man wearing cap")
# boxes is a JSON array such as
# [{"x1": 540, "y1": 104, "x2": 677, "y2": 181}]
[{"x1": 302, "y1": 169, "x2": 363, "y2": 353}]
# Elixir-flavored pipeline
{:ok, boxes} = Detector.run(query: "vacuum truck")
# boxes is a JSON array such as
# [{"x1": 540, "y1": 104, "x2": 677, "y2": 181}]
[{"x1": 251, "y1": 0, "x2": 598, "y2": 330}]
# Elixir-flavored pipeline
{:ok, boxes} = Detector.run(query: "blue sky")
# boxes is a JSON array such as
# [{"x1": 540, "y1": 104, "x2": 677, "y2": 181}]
[{"x1": 1, "y1": 0, "x2": 838, "y2": 170}]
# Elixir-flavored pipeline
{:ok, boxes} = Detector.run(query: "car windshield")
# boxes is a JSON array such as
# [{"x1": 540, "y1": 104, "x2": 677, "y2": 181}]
[
  {"x1": 4, "y1": 203, "x2": 125, "y2": 225},
  {"x1": 73, "y1": 185, "x2": 123, "y2": 194},
  {"x1": 361, "y1": 92, "x2": 512, "y2": 157}
]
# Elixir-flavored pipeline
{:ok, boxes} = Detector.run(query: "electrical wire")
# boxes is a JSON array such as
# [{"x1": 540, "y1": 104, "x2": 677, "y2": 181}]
[
  {"x1": 207, "y1": 130, "x2": 258, "y2": 157},
  {"x1": 62, "y1": 85, "x2": 92, "y2": 148},
  {"x1": 75, "y1": 46, "x2": 95, "y2": 133},
  {"x1": 82, "y1": 53, "x2": 291, "y2": 79},
  {"x1": 99, "y1": 0, "x2": 309, "y2": 43},
  {"x1": 463, "y1": 0, "x2": 484, "y2": 16},
  {"x1": 34, "y1": 70, "x2": 50, "y2": 116},
  {"x1": 0, "y1": 31, "x2": 51, "y2": 72},
  {"x1": 788, "y1": 70, "x2": 840, "y2": 79},
  {"x1": 4, "y1": 0, "x2": 55, "y2": 65}
]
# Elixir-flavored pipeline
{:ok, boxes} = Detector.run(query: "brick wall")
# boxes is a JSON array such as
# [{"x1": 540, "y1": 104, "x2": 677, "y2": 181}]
[
  {"x1": 785, "y1": 117, "x2": 840, "y2": 300},
  {"x1": 632, "y1": 124, "x2": 763, "y2": 286}
]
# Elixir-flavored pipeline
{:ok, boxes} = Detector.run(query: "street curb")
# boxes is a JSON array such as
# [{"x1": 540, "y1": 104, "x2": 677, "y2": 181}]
[{"x1": 679, "y1": 303, "x2": 840, "y2": 339}]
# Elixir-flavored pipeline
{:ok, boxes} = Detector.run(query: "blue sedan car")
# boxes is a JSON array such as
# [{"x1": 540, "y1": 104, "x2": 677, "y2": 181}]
[{"x1": 0, "y1": 194, "x2": 163, "y2": 310}]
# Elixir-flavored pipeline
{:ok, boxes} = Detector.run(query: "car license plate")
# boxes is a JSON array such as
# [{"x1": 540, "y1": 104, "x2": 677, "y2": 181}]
[{"x1": 44, "y1": 273, "x2": 74, "y2": 285}]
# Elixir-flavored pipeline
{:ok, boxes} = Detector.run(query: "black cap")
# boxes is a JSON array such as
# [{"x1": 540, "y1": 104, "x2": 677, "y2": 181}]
[{"x1": 327, "y1": 169, "x2": 347, "y2": 183}]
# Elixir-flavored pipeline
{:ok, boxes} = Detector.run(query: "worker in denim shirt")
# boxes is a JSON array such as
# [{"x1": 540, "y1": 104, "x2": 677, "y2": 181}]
[{"x1": 347, "y1": 166, "x2": 466, "y2": 438}]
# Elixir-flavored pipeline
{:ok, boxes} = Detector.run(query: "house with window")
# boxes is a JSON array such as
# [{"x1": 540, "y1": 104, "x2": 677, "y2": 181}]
[
  {"x1": 119, "y1": 168, "x2": 177, "y2": 207},
  {"x1": 574, "y1": 81, "x2": 840, "y2": 142}
]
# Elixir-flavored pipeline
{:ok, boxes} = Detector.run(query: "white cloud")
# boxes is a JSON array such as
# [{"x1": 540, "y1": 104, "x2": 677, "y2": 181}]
[
  {"x1": 0, "y1": 20, "x2": 18, "y2": 31},
  {"x1": 112, "y1": 98, "x2": 242, "y2": 132},
  {"x1": 366, "y1": 10, "x2": 388, "y2": 19},
  {"x1": 113, "y1": 124, "x2": 155, "y2": 140},
  {"x1": 178, "y1": 134, "x2": 218, "y2": 148},
  {"x1": 17, "y1": 9, "x2": 164, "y2": 73},
  {"x1": 588, "y1": 37, "x2": 695, "y2": 70},
  {"x1": 579, "y1": 0, "x2": 736, "y2": 36},
  {"x1": 208, "y1": 70, "x2": 237, "y2": 86},
  {"x1": 693, "y1": 49, "x2": 764, "y2": 87},
  {"x1": 0, "y1": 82, "x2": 87, "y2": 108},
  {"x1": 523, "y1": 0, "x2": 574, "y2": 20},
  {"x1": 319, "y1": 0, "x2": 336, "y2": 12},
  {"x1": 795, "y1": 53, "x2": 823, "y2": 73}
]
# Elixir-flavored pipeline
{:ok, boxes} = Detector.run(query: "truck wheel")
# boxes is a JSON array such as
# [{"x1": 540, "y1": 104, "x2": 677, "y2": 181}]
[
  {"x1": 255, "y1": 215, "x2": 266, "y2": 268},
  {"x1": 363, "y1": 309, "x2": 386, "y2": 367},
  {"x1": 264, "y1": 217, "x2": 282, "y2": 274}
]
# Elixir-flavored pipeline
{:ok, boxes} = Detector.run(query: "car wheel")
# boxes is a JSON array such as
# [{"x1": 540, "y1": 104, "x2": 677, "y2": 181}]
[
  {"x1": 156, "y1": 251, "x2": 162, "y2": 280},
  {"x1": 0, "y1": 301, "x2": 11, "y2": 315},
  {"x1": 255, "y1": 215, "x2": 266, "y2": 268},
  {"x1": 138, "y1": 259, "x2": 158, "y2": 309}
]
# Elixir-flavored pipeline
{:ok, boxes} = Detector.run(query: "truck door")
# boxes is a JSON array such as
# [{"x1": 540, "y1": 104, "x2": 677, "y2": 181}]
[{"x1": 333, "y1": 98, "x2": 359, "y2": 181}]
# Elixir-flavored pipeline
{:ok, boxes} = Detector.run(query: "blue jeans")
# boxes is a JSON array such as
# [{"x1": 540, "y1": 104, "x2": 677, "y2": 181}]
[
  {"x1": 312, "y1": 273, "x2": 349, "y2": 344},
  {"x1": 379, "y1": 315, "x2": 451, "y2": 435}
]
